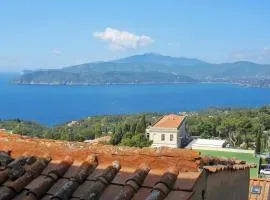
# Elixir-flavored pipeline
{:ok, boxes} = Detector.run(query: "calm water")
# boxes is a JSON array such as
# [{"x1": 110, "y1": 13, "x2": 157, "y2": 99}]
[{"x1": 1, "y1": 73, "x2": 270, "y2": 126}]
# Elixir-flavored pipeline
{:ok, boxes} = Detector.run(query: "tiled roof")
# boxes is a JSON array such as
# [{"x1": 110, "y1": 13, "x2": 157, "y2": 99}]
[
  {"x1": 153, "y1": 114, "x2": 185, "y2": 128},
  {"x1": 249, "y1": 178, "x2": 270, "y2": 200},
  {"x1": 0, "y1": 131, "x2": 254, "y2": 200}
]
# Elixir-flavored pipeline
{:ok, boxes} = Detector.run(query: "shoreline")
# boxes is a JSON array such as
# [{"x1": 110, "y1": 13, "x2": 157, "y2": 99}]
[{"x1": 13, "y1": 81, "x2": 270, "y2": 89}]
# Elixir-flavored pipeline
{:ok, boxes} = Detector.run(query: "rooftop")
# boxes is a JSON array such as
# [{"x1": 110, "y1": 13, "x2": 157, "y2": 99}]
[
  {"x1": 153, "y1": 114, "x2": 185, "y2": 129},
  {"x1": 0, "y1": 130, "x2": 254, "y2": 200},
  {"x1": 249, "y1": 178, "x2": 270, "y2": 200}
]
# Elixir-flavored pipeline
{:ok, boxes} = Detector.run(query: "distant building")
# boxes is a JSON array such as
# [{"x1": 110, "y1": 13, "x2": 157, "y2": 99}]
[
  {"x1": 186, "y1": 138, "x2": 226, "y2": 150},
  {"x1": 67, "y1": 120, "x2": 78, "y2": 127},
  {"x1": 146, "y1": 114, "x2": 189, "y2": 148}
]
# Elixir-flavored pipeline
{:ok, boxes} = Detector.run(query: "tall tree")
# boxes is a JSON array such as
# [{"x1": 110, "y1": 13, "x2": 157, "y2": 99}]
[
  {"x1": 217, "y1": 118, "x2": 239, "y2": 147},
  {"x1": 136, "y1": 115, "x2": 147, "y2": 134},
  {"x1": 110, "y1": 125, "x2": 123, "y2": 145},
  {"x1": 123, "y1": 123, "x2": 131, "y2": 133},
  {"x1": 131, "y1": 123, "x2": 137, "y2": 134},
  {"x1": 237, "y1": 117, "x2": 252, "y2": 147},
  {"x1": 256, "y1": 133, "x2": 262, "y2": 154}
]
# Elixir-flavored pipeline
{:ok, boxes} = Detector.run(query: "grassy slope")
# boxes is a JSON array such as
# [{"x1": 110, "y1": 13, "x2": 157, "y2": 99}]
[{"x1": 198, "y1": 150, "x2": 259, "y2": 177}]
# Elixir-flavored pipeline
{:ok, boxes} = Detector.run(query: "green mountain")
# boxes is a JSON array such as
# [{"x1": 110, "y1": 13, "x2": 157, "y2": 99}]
[
  {"x1": 15, "y1": 71, "x2": 196, "y2": 85},
  {"x1": 14, "y1": 53, "x2": 270, "y2": 85}
]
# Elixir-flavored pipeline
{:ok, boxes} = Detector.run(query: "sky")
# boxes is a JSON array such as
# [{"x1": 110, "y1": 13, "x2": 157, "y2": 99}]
[{"x1": 0, "y1": 0, "x2": 270, "y2": 71}]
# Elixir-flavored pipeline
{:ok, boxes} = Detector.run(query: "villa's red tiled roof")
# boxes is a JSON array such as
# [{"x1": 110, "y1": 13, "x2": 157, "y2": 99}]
[
  {"x1": 0, "y1": 130, "x2": 254, "y2": 200},
  {"x1": 153, "y1": 114, "x2": 185, "y2": 129}
]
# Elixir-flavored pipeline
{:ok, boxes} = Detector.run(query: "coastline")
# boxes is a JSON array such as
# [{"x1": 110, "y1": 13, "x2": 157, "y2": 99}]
[{"x1": 13, "y1": 80, "x2": 270, "y2": 88}]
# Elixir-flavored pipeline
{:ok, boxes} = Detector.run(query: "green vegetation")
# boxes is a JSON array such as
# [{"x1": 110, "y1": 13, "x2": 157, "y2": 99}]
[
  {"x1": 0, "y1": 119, "x2": 47, "y2": 138},
  {"x1": 15, "y1": 71, "x2": 196, "y2": 85},
  {"x1": 199, "y1": 150, "x2": 260, "y2": 177},
  {"x1": 186, "y1": 106, "x2": 270, "y2": 152},
  {"x1": 0, "y1": 113, "x2": 162, "y2": 148},
  {"x1": 1, "y1": 106, "x2": 270, "y2": 152}
]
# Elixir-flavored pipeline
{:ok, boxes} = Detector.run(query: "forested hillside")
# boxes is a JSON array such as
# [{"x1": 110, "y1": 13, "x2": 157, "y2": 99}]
[
  {"x1": 186, "y1": 106, "x2": 270, "y2": 152},
  {"x1": 0, "y1": 113, "x2": 163, "y2": 147},
  {"x1": 14, "y1": 53, "x2": 270, "y2": 85},
  {"x1": 1, "y1": 106, "x2": 270, "y2": 151}
]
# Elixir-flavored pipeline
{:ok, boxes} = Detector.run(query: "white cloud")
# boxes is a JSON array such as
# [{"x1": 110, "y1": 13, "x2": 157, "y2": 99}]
[
  {"x1": 93, "y1": 27, "x2": 153, "y2": 51},
  {"x1": 52, "y1": 49, "x2": 62, "y2": 55}
]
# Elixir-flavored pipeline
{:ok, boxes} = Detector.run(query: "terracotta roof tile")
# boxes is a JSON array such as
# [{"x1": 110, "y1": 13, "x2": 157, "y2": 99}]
[
  {"x1": 114, "y1": 164, "x2": 150, "y2": 200},
  {"x1": 61, "y1": 161, "x2": 84, "y2": 179},
  {"x1": 13, "y1": 190, "x2": 33, "y2": 200},
  {"x1": 46, "y1": 178, "x2": 68, "y2": 196},
  {"x1": 82, "y1": 161, "x2": 121, "y2": 199},
  {"x1": 145, "y1": 167, "x2": 179, "y2": 200},
  {"x1": 25, "y1": 175, "x2": 55, "y2": 198},
  {"x1": 0, "y1": 130, "x2": 255, "y2": 200},
  {"x1": 0, "y1": 170, "x2": 9, "y2": 184},
  {"x1": 72, "y1": 180, "x2": 96, "y2": 199},
  {"x1": 0, "y1": 151, "x2": 13, "y2": 168},
  {"x1": 0, "y1": 186, "x2": 16, "y2": 200},
  {"x1": 165, "y1": 191, "x2": 194, "y2": 200},
  {"x1": 40, "y1": 195, "x2": 53, "y2": 200},
  {"x1": 201, "y1": 156, "x2": 255, "y2": 173},
  {"x1": 131, "y1": 188, "x2": 152, "y2": 200},
  {"x1": 249, "y1": 178, "x2": 270, "y2": 200},
  {"x1": 153, "y1": 114, "x2": 185, "y2": 128},
  {"x1": 111, "y1": 166, "x2": 138, "y2": 185},
  {"x1": 99, "y1": 184, "x2": 124, "y2": 200}
]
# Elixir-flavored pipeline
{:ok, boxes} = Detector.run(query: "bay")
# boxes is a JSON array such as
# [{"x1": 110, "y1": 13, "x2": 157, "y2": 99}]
[{"x1": 0, "y1": 73, "x2": 270, "y2": 126}]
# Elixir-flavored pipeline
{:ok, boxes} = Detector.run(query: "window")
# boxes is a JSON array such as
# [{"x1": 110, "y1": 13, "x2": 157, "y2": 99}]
[
  {"x1": 146, "y1": 133, "x2": 149, "y2": 139},
  {"x1": 161, "y1": 134, "x2": 165, "y2": 141},
  {"x1": 170, "y1": 134, "x2": 173, "y2": 141},
  {"x1": 251, "y1": 186, "x2": 261, "y2": 194}
]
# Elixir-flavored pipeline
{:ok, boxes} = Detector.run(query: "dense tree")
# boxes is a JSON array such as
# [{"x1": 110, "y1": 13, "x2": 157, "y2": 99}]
[
  {"x1": 94, "y1": 124, "x2": 102, "y2": 138},
  {"x1": 186, "y1": 107, "x2": 270, "y2": 150},
  {"x1": 123, "y1": 123, "x2": 131, "y2": 133},
  {"x1": 2, "y1": 107, "x2": 270, "y2": 150},
  {"x1": 131, "y1": 123, "x2": 137, "y2": 134},
  {"x1": 110, "y1": 126, "x2": 123, "y2": 145},
  {"x1": 236, "y1": 117, "x2": 252, "y2": 147},
  {"x1": 259, "y1": 113, "x2": 270, "y2": 130},
  {"x1": 256, "y1": 133, "x2": 262, "y2": 154},
  {"x1": 135, "y1": 115, "x2": 147, "y2": 134},
  {"x1": 217, "y1": 118, "x2": 239, "y2": 147},
  {"x1": 120, "y1": 133, "x2": 152, "y2": 148}
]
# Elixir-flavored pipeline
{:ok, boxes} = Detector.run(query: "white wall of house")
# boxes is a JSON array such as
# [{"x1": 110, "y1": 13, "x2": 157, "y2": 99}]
[{"x1": 147, "y1": 127, "x2": 181, "y2": 148}]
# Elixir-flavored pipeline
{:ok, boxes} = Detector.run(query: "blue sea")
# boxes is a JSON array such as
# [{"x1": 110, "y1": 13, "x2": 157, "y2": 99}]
[{"x1": 1, "y1": 73, "x2": 270, "y2": 126}]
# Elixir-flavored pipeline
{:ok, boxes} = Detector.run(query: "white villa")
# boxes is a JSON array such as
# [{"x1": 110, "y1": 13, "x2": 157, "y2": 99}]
[{"x1": 146, "y1": 114, "x2": 189, "y2": 148}]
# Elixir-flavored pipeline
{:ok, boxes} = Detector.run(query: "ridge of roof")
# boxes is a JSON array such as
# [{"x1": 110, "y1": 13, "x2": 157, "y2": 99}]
[
  {"x1": 250, "y1": 178, "x2": 270, "y2": 182},
  {"x1": 201, "y1": 156, "x2": 256, "y2": 173}
]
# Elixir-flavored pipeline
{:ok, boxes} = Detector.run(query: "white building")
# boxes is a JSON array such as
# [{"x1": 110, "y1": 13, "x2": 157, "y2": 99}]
[
  {"x1": 185, "y1": 138, "x2": 226, "y2": 150},
  {"x1": 146, "y1": 114, "x2": 188, "y2": 148}
]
